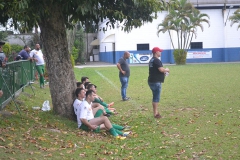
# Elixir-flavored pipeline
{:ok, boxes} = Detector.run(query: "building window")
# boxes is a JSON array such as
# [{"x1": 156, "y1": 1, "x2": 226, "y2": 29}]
[
  {"x1": 137, "y1": 44, "x2": 149, "y2": 50},
  {"x1": 190, "y1": 42, "x2": 203, "y2": 49}
]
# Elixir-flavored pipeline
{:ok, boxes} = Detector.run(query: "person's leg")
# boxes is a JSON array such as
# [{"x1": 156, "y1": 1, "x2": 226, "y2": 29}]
[
  {"x1": 93, "y1": 100, "x2": 112, "y2": 114},
  {"x1": 93, "y1": 98, "x2": 108, "y2": 108},
  {"x1": 89, "y1": 117, "x2": 118, "y2": 136},
  {"x1": 148, "y1": 82, "x2": 162, "y2": 118},
  {"x1": 93, "y1": 109, "x2": 104, "y2": 118},
  {"x1": 120, "y1": 76, "x2": 128, "y2": 99},
  {"x1": 40, "y1": 65, "x2": 45, "y2": 85},
  {"x1": 36, "y1": 65, "x2": 45, "y2": 87},
  {"x1": 112, "y1": 124, "x2": 124, "y2": 130}
]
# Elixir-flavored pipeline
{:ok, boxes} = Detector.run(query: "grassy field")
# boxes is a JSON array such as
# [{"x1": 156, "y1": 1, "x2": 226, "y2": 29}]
[{"x1": 0, "y1": 63, "x2": 240, "y2": 159}]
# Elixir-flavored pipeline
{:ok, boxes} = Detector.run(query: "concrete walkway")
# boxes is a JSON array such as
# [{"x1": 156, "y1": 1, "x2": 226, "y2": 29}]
[
  {"x1": 75, "y1": 61, "x2": 240, "y2": 69},
  {"x1": 75, "y1": 61, "x2": 148, "y2": 68}
]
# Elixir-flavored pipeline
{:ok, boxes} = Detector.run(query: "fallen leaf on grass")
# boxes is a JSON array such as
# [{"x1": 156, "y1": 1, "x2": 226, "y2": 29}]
[
  {"x1": 44, "y1": 153, "x2": 52, "y2": 157},
  {"x1": 0, "y1": 137, "x2": 5, "y2": 142},
  {"x1": 79, "y1": 153, "x2": 86, "y2": 157},
  {"x1": 8, "y1": 142, "x2": 14, "y2": 147}
]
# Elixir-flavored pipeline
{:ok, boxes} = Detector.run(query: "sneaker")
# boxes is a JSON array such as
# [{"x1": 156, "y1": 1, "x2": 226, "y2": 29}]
[
  {"x1": 122, "y1": 97, "x2": 130, "y2": 101},
  {"x1": 40, "y1": 85, "x2": 44, "y2": 89},
  {"x1": 122, "y1": 132, "x2": 131, "y2": 137},
  {"x1": 123, "y1": 126, "x2": 131, "y2": 131},
  {"x1": 115, "y1": 136, "x2": 126, "y2": 140}
]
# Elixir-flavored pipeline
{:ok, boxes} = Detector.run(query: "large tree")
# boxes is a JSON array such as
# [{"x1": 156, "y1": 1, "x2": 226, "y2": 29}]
[{"x1": 0, "y1": 0, "x2": 164, "y2": 119}]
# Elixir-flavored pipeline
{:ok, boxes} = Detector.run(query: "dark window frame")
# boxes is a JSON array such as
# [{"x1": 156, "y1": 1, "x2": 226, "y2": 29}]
[
  {"x1": 190, "y1": 42, "x2": 203, "y2": 49},
  {"x1": 137, "y1": 44, "x2": 149, "y2": 50}
]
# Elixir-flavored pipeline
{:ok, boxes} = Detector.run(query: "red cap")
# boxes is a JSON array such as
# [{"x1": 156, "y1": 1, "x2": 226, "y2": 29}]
[{"x1": 152, "y1": 47, "x2": 163, "y2": 54}]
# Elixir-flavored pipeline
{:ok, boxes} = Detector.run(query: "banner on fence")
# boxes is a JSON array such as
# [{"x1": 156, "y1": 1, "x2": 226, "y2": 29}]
[{"x1": 187, "y1": 50, "x2": 212, "y2": 59}]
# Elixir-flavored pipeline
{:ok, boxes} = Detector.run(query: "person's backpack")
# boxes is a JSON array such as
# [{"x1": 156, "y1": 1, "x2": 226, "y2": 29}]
[{"x1": 15, "y1": 55, "x2": 23, "y2": 61}]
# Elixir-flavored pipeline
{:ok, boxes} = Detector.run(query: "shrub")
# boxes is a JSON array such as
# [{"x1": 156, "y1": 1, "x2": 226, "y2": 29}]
[
  {"x1": 71, "y1": 46, "x2": 79, "y2": 61},
  {"x1": 173, "y1": 49, "x2": 187, "y2": 65},
  {"x1": 11, "y1": 44, "x2": 23, "y2": 53},
  {"x1": 2, "y1": 43, "x2": 11, "y2": 57}
]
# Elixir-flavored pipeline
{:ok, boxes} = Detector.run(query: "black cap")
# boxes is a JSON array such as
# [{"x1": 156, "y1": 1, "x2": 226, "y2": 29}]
[{"x1": 0, "y1": 41, "x2": 5, "y2": 45}]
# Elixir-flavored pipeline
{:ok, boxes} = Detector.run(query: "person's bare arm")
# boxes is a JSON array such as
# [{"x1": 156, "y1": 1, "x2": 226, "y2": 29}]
[
  {"x1": 158, "y1": 67, "x2": 170, "y2": 73},
  {"x1": 117, "y1": 63, "x2": 126, "y2": 75}
]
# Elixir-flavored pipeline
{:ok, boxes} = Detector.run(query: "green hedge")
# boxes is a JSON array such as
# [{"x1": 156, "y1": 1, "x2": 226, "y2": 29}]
[{"x1": 173, "y1": 49, "x2": 187, "y2": 65}]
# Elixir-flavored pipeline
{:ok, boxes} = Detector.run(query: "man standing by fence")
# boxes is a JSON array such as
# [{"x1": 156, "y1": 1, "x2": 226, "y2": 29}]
[
  {"x1": 16, "y1": 45, "x2": 31, "y2": 60},
  {"x1": 30, "y1": 44, "x2": 45, "y2": 88}
]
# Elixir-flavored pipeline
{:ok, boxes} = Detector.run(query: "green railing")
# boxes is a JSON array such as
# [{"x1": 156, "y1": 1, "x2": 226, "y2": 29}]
[{"x1": 0, "y1": 60, "x2": 36, "y2": 111}]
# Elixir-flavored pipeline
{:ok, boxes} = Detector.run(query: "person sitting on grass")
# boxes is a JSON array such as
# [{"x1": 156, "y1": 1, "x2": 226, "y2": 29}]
[
  {"x1": 75, "y1": 89, "x2": 127, "y2": 139},
  {"x1": 76, "y1": 82, "x2": 84, "y2": 89},
  {"x1": 87, "y1": 84, "x2": 115, "y2": 114},
  {"x1": 81, "y1": 76, "x2": 89, "y2": 90},
  {"x1": 73, "y1": 88, "x2": 129, "y2": 136},
  {"x1": 73, "y1": 88, "x2": 109, "y2": 118}
]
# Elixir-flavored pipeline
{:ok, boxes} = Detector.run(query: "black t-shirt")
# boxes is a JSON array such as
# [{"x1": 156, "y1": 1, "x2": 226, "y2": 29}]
[
  {"x1": 118, "y1": 57, "x2": 130, "y2": 77},
  {"x1": 148, "y1": 57, "x2": 165, "y2": 83}
]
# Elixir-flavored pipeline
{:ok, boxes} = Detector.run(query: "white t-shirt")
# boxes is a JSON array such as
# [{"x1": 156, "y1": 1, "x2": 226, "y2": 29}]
[
  {"x1": 30, "y1": 49, "x2": 45, "y2": 65},
  {"x1": 76, "y1": 100, "x2": 94, "y2": 128},
  {"x1": 73, "y1": 98, "x2": 84, "y2": 115}
]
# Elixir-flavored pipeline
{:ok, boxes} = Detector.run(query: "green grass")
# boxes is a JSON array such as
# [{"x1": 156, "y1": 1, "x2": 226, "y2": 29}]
[{"x1": 0, "y1": 63, "x2": 240, "y2": 159}]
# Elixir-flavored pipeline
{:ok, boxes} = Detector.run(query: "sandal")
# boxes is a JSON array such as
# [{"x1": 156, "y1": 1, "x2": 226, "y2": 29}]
[{"x1": 154, "y1": 113, "x2": 162, "y2": 119}]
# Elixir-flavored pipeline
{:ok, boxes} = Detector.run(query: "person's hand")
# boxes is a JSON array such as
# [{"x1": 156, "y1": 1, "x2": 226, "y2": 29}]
[
  {"x1": 121, "y1": 70, "x2": 126, "y2": 75},
  {"x1": 0, "y1": 90, "x2": 3, "y2": 98},
  {"x1": 165, "y1": 68, "x2": 170, "y2": 73},
  {"x1": 2, "y1": 62, "x2": 6, "y2": 67},
  {"x1": 34, "y1": 58, "x2": 38, "y2": 62},
  {"x1": 90, "y1": 125, "x2": 98, "y2": 130}
]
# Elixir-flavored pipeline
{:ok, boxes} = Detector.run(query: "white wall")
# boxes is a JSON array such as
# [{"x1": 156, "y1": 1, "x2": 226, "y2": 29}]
[
  {"x1": 7, "y1": 34, "x2": 34, "y2": 46},
  {"x1": 98, "y1": 8, "x2": 240, "y2": 52},
  {"x1": 225, "y1": 9, "x2": 240, "y2": 48}
]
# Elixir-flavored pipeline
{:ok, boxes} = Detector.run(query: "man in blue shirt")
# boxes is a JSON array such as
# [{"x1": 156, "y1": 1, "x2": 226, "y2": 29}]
[{"x1": 17, "y1": 45, "x2": 30, "y2": 60}]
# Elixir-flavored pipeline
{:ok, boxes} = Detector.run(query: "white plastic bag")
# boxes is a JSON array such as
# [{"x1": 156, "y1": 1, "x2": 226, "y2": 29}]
[{"x1": 42, "y1": 100, "x2": 51, "y2": 111}]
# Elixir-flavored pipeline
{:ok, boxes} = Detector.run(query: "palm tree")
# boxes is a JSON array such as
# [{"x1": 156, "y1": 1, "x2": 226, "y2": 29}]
[
  {"x1": 157, "y1": 0, "x2": 210, "y2": 64},
  {"x1": 229, "y1": 9, "x2": 240, "y2": 30}
]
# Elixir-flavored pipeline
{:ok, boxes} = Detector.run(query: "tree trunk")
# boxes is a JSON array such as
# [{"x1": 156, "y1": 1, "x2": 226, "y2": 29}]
[{"x1": 38, "y1": 5, "x2": 76, "y2": 120}]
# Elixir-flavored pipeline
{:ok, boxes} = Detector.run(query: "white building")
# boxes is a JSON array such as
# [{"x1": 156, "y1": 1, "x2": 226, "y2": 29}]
[{"x1": 90, "y1": 0, "x2": 240, "y2": 64}]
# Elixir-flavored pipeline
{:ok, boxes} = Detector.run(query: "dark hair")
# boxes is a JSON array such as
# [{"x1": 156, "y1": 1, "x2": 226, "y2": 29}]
[
  {"x1": 86, "y1": 89, "x2": 94, "y2": 98},
  {"x1": 76, "y1": 82, "x2": 83, "y2": 88},
  {"x1": 84, "y1": 82, "x2": 91, "y2": 89},
  {"x1": 75, "y1": 88, "x2": 84, "y2": 97},
  {"x1": 81, "y1": 76, "x2": 89, "y2": 83},
  {"x1": 87, "y1": 83, "x2": 95, "y2": 90},
  {"x1": 24, "y1": 45, "x2": 28, "y2": 49}
]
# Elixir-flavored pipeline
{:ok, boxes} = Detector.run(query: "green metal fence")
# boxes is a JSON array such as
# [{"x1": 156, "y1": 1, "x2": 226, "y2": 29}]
[{"x1": 0, "y1": 60, "x2": 36, "y2": 110}]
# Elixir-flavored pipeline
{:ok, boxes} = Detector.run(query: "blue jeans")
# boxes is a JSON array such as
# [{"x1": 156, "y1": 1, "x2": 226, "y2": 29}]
[
  {"x1": 120, "y1": 76, "x2": 129, "y2": 99},
  {"x1": 148, "y1": 82, "x2": 162, "y2": 102}
]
